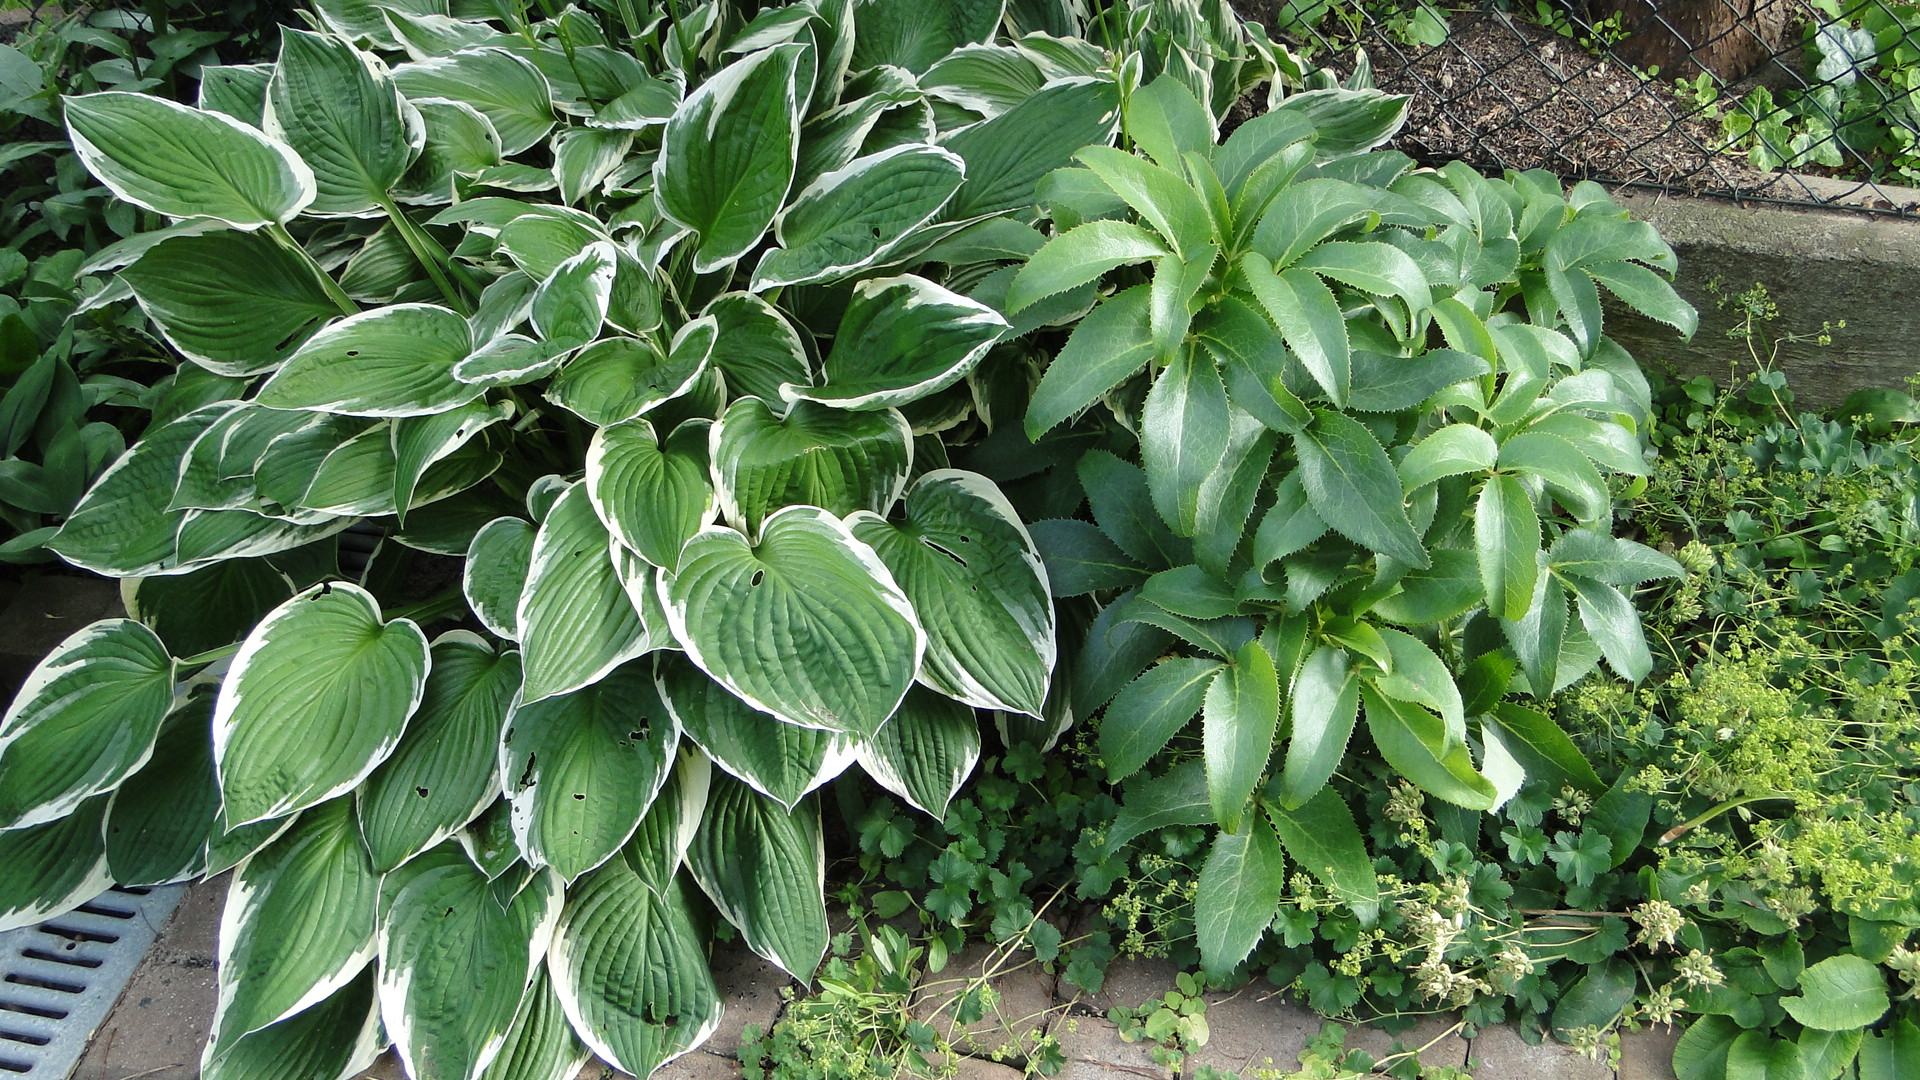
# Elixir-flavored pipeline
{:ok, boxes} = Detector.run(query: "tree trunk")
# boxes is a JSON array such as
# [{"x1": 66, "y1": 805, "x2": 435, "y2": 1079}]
[{"x1": 1587, "y1": 0, "x2": 1793, "y2": 81}]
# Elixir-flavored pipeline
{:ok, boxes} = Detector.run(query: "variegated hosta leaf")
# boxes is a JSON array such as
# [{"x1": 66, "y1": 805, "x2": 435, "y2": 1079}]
[
  {"x1": 516, "y1": 483, "x2": 649, "y2": 704},
  {"x1": 454, "y1": 333, "x2": 568, "y2": 388},
  {"x1": 392, "y1": 399, "x2": 514, "y2": 526},
  {"x1": 212, "y1": 799, "x2": 379, "y2": 1052},
  {"x1": 501, "y1": 660, "x2": 680, "y2": 881},
  {"x1": 396, "y1": 97, "x2": 502, "y2": 204},
  {"x1": 587, "y1": 417, "x2": 715, "y2": 571},
  {"x1": 378, "y1": 854, "x2": 562, "y2": 1080},
  {"x1": 170, "y1": 508, "x2": 355, "y2": 573},
  {"x1": 655, "y1": 42, "x2": 805, "y2": 273},
  {"x1": 172, "y1": 405, "x2": 323, "y2": 515},
  {"x1": 462, "y1": 798, "x2": 519, "y2": 880},
  {"x1": 688, "y1": 776, "x2": 827, "y2": 980},
  {"x1": 494, "y1": 210, "x2": 604, "y2": 280},
  {"x1": 549, "y1": 871, "x2": 722, "y2": 1077},
  {"x1": 856, "y1": 686, "x2": 980, "y2": 818},
  {"x1": 704, "y1": 292, "x2": 812, "y2": 402},
  {"x1": 546, "y1": 317, "x2": 714, "y2": 427},
  {"x1": 0, "y1": 619, "x2": 174, "y2": 830},
  {"x1": 619, "y1": 747, "x2": 711, "y2": 895},
  {"x1": 476, "y1": 967, "x2": 590, "y2": 1080},
  {"x1": 711, "y1": 397, "x2": 912, "y2": 538},
  {"x1": 939, "y1": 77, "x2": 1122, "y2": 221},
  {"x1": 392, "y1": 48, "x2": 556, "y2": 156},
  {"x1": 201, "y1": 966, "x2": 385, "y2": 1080},
  {"x1": 264, "y1": 29, "x2": 421, "y2": 216},
  {"x1": 105, "y1": 695, "x2": 221, "y2": 886},
  {"x1": 530, "y1": 241, "x2": 615, "y2": 349},
  {"x1": 63, "y1": 92, "x2": 316, "y2": 228},
  {"x1": 357, "y1": 634, "x2": 520, "y2": 873},
  {"x1": 783, "y1": 275, "x2": 1007, "y2": 411},
  {"x1": 0, "y1": 793, "x2": 112, "y2": 933},
  {"x1": 257, "y1": 303, "x2": 480, "y2": 416},
  {"x1": 655, "y1": 653, "x2": 852, "y2": 810},
  {"x1": 49, "y1": 403, "x2": 234, "y2": 577},
  {"x1": 663, "y1": 507, "x2": 924, "y2": 738},
  {"x1": 214, "y1": 582, "x2": 430, "y2": 827},
  {"x1": 120, "y1": 230, "x2": 339, "y2": 377},
  {"x1": 464, "y1": 516, "x2": 536, "y2": 639},
  {"x1": 848, "y1": 469, "x2": 1054, "y2": 716},
  {"x1": 752, "y1": 144, "x2": 966, "y2": 289}
]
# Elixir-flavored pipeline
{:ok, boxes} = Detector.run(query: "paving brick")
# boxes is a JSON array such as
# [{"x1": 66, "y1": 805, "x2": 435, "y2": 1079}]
[
  {"x1": 1069, "y1": 956, "x2": 1186, "y2": 1015},
  {"x1": 1617, "y1": 1026, "x2": 1682, "y2": 1080},
  {"x1": 1050, "y1": 1014, "x2": 1175, "y2": 1079},
  {"x1": 1466, "y1": 1021, "x2": 1612, "y2": 1080},
  {"x1": 1344, "y1": 1013, "x2": 1471, "y2": 1072},
  {"x1": 914, "y1": 942, "x2": 1060, "y2": 1059},
  {"x1": 1179, "y1": 989, "x2": 1322, "y2": 1079},
  {"x1": 703, "y1": 938, "x2": 794, "y2": 1058},
  {"x1": 650, "y1": 1050, "x2": 744, "y2": 1079}
]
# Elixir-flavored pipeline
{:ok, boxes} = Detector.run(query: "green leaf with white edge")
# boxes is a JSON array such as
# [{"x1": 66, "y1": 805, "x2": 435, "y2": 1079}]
[
  {"x1": 655, "y1": 43, "x2": 804, "y2": 274},
  {"x1": 1026, "y1": 282, "x2": 1153, "y2": 439},
  {"x1": 588, "y1": 417, "x2": 715, "y2": 571},
  {"x1": 1499, "y1": 430, "x2": 1608, "y2": 521},
  {"x1": 64, "y1": 91, "x2": 315, "y2": 228},
  {"x1": 1074, "y1": 144, "x2": 1214, "y2": 261},
  {"x1": 49, "y1": 403, "x2": 228, "y2": 576},
  {"x1": 1142, "y1": 344, "x2": 1231, "y2": 538},
  {"x1": 214, "y1": 583, "x2": 429, "y2": 827},
  {"x1": 1782, "y1": 954, "x2": 1889, "y2": 1031},
  {"x1": 711, "y1": 397, "x2": 912, "y2": 538},
  {"x1": 264, "y1": 30, "x2": 419, "y2": 216},
  {"x1": 105, "y1": 697, "x2": 220, "y2": 886},
  {"x1": 201, "y1": 967, "x2": 385, "y2": 1080},
  {"x1": 357, "y1": 634, "x2": 519, "y2": 873},
  {"x1": 1239, "y1": 254, "x2": 1350, "y2": 406},
  {"x1": 171, "y1": 509, "x2": 354, "y2": 575},
  {"x1": 393, "y1": 48, "x2": 554, "y2": 155},
  {"x1": 120, "y1": 230, "x2": 340, "y2": 377},
  {"x1": 516, "y1": 483, "x2": 649, "y2": 704},
  {"x1": 1585, "y1": 260, "x2": 1697, "y2": 338},
  {"x1": 1271, "y1": 88, "x2": 1409, "y2": 160},
  {"x1": 1566, "y1": 575, "x2": 1652, "y2": 682},
  {"x1": 1278, "y1": 645, "x2": 1357, "y2": 808},
  {"x1": 687, "y1": 777, "x2": 827, "y2": 980},
  {"x1": 1373, "y1": 627, "x2": 1465, "y2": 743},
  {"x1": 1250, "y1": 177, "x2": 1376, "y2": 271},
  {"x1": 1295, "y1": 410, "x2": 1428, "y2": 567},
  {"x1": 454, "y1": 334, "x2": 566, "y2": 388},
  {"x1": 396, "y1": 97, "x2": 502, "y2": 205},
  {"x1": 1194, "y1": 812, "x2": 1286, "y2": 979},
  {"x1": 502, "y1": 660, "x2": 679, "y2": 881},
  {"x1": 1264, "y1": 787, "x2": 1381, "y2": 925},
  {"x1": 548, "y1": 320, "x2": 714, "y2": 427},
  {"x1": 847, "y1": 469, "x2": 1054, "y2": 716},
  {"x1": 1008, "y1": 219, "x2": 1167, "y2": 316},
  {"x1": 530, "y1": 241, "x2": 615, "y2": 349},
  {"x1": 1204, "y1": 637, "x2": 1280, "y2": 833},
  {"x1": 1295, "y1": 241, "x2": 1432, "y2": 328},
  {"x1": 1101, "y1": 657, "x2": 1222, "y2": 783},
  {"x1": 940, "y1": 78, "x2": 1120, "y2": 222},
  {"x1": 1547, "y1": 530, "x2": 1683, "y2": 586},
  {"x1": 1360, "y1": 682, "x2": 1496, "y2": 810},
  {"x1": 0, "y1": 619, "x2": 173, "y2": 830},
  {"x1": 258, "y1": 303, "x2": 477, "y2": 416},
  {"x1": 1399, "y1": 423, "x2": 1496, "y2": 491},
  {"x1": 548, "y1": 866, "x2": 722, "y2": 1076},
  {"x1": 464, "y1": 516, "x2": 535, "y2": 639},
  {"x1": 619, "y1": 747, "x2": 711, "y2": 896},
  {"x1": 850, "y1": 0, "x2": 998, "y2": 73},
  {"x1": 1477, "y1": 473, "x2": 1540, "y2": 622},
  {"x1": 378, "y1": 855, "x2": 561, "y2": 1080},
  {"x1": 0, "y1": 793, "x2": 111, "y2": 933},
  {"x1": 1859, "y1": 1019, "x2": 1920, "y2": 1080},
  {"x1": 211, "y1": 799, "x2": 379, "y2": 1051},
  {"x1": 785, "y1": 275, "x2": 1007, "y2": 411},
  {"x1": 392, "y1": 399, "x2": 512, "y2": 526},
  {"x1": 553, "y1": 128, "x2": 631, "y2": 207},
  {"x1": 200, "y1": 62, "x2": 273, "y2": 125},
  {"x1": 493, "y1": 211, "x2": 603, "y2": 281},
  {"x1": 477, "y1": 967, "x2": 590, "y2": 1080},
  {"x1": 857, "y1": 686, "x2": 980, "y2": 818},
  {"x1": 656, "y1": 654, "x2": 851, "y2": 810},
  {"x1": 705, "y1": 292, "x2": 812, "y2": 402},
  {"x1": 1726, "y1": 1033, "x2": 1809, "y2": 1080},
  {"x1": 753, "y1": 144, "x2": 966, "y2": 290},
  {"x1": 664, "y1": 507, "x2": 924, "y2": 737}
]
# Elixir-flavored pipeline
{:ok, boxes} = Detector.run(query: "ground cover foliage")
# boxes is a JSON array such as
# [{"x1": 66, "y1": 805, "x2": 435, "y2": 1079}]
[{"x1": 5, "y1": 0, "x2": 1907, "y2": 1078}]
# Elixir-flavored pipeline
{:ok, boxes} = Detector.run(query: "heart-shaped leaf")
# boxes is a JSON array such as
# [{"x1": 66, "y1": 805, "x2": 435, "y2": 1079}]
[
  {"x1": 548, "y1": 318, "x2": 713, "y2": 426},
  {"x1": 711, "y1": 397, "x2": 911, "y2": 538},
  {"x1": 704, "y1": 292, "x2": 812, "y2": 402},
  {"x1": 588, "y1": 417, "x2": 716, "y2": 571},
  {"x1": 783, "y1": 275, "x2": 1007, "y2": 411},
  {"x1": 687, "y1": 776, "x2": 827, "y2": 979},
  {"x1": 662, "y1": 507, "x2": 924, "y2": 737}
]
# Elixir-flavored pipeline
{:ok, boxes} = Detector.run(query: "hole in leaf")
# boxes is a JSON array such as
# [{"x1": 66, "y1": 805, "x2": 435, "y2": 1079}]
[
  {"x1": 345, "y1": 350, "x2": 360, "y2": 357},
  {"x1": 572, "y1": 792, "x2": 585, "y2": 800},
  {"x1": 749, "y1": 570, "x2": 765, "y2": 587},
  {"x1": 920, "y1": 538, "x2": 968, "y2": 568},
  {"x1": 415, "y1": 787, "x2": 429, "y2": 798},
  {"x1": 517, "y1": 753, "x2": 537, "y2": 790}
]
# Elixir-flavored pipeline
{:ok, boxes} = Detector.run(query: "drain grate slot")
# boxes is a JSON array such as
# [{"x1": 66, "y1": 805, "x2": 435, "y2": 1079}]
[{"x1": 0, "y1": 884, "x2": 184, "y2": 1080}]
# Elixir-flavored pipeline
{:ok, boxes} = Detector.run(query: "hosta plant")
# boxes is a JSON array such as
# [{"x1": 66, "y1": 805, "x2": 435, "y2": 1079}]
[
  {"x1": 0, "y1": 0, "x2": 1313, "y2": 1076},
  {"x1": 1010, "y1": 71, "x2": 1701, "y2": 978}
]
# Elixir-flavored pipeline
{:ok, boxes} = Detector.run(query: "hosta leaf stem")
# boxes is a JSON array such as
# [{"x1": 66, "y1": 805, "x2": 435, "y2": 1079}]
[
  {"x1": 266, "y1": 223, "x2": 358, "y2": 317},
  {"x1": 378, "y1": 195, "x2": 473, "y2": 315}
]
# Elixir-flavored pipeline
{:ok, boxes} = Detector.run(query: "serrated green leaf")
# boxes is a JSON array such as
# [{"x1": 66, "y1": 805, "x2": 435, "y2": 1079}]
[
  {"x1": 1499, "y1": 430, "x2": 1608, "y2": 521},
  {"x1": 1585, "y1": 260, "x2": 1697, "y2": 338},
  {"x1": 1567, "y1": 575, "x2": 1652, "y2": 682},
  {"x1": 1101, "y1": 657, "x2": 1223, "y2": 782},
  {"x1": 1025, "y1": 283, "x2": 1152, "y2": 439},
  {"x1": 1079, "y1": 448, "x2": 1189, "y2": 569},
  {"x1": 266, "y1": 30, "x2": 418, "y2": 215},
  {"x1": 1249, "y1": 177, "x2": 1374, "y2": 270},
  {"x1": 754, "y1": 144, "x2": 965, "y2": 289},
  {"x1": 1547, "y1": 530, "x2": 1683, "y2": 586},
  {"x1": 688, "y1": 776, "x2": 827, "y2": 979},
  {"x1": 1373, "y1": 627, "x2": 1465, "y2": 742},
  {"x1": 1240, "y1": 254, "x2": 1349, "y2": 405},
  {"x1": 1027, "y1": 518, "x2": 1145, "y2": 597},
  {"x1": 1075, "y1": 144, "x2": 1214, "y2": 259},
  {"x1": 1486, "y1": 702, "x2": 1604, "y2": 794},
  {"x1": 120, "y1": 230, "x2": 340, "y2": 377},
  {"x1": 1106, "y1": 757, "x2": 1211, "y2": 853},
  {"x1": 711, "y1": 397, "x2": 911, "y2": 538},
  {"x1": 1295, "y1": 410, "x2": 1427, "y2": 567},
  {"x1": 1360, "y1": 682, "x2": 1496, "y2": 810},
  {"x1": 1264, "y1": 787, "x2": 1381, "y2": 925},
  {"x1": 1204, "y1": 637, "x2": 1279, "y2": 833},
  {"x1": 1278, "y1": 645, "x2": 1356, "y2": 808},
  {"x1": 588, "y1": 417, "x2": 715, "y2": 571},
  {"x1": 215, "y1": 583, "x2": 429, "y2": 827},
  {"x1": 1399, "y1": 423, "x2": 1496, "y2": 491},
  {"x1": 1142, "y1": 345, "x2": 1231, "y2": 538},
  {"x1": 1477, "y1": 473, "x2": 1540, "y2": 622},
  {"x1": 1008, "y1": 219, "x2": 1167, "y2": 316},
  {"x1": 1347, "y1": 348, "x2": 1490, "y2": 413},
  {"x1": 1194, "y1": 813, "x2": 1285, "y2": 978},
  {"x1": 1252, "y1": 470, "x2": 1328, "y2": 567}
]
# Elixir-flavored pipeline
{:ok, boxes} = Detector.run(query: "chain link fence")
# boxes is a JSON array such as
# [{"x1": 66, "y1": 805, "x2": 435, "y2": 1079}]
[{"x1": 1237, "y1": 0, "x2": 1920, "y2": 214}]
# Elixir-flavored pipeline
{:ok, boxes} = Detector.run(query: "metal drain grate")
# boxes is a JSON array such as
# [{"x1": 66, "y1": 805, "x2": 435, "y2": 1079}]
[{"x1": 0, "y1": 885, "x2": 186, "y2": 1079}]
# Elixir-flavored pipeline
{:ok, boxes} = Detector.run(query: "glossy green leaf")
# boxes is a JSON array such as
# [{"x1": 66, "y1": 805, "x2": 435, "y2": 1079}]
[
  {"x1": 1240, "y1": 254, "x2": 1349, "y2": 406},
  {"x1": 711, "y1": 397, "x2": 911, "y2": 538},
  {"x1": 393, "y1": 48, "x2": 554, "y2": 155},
  {"x1": 1347, "y1": 348, "x2": 1490, "y2": 413},
  {"x1": 1204, "y1": 637, "x2": 1280, "y2": 833},
  {"x1": 463, "y1": 516, "x2": 535, "y2": 640},
  {"x1": 1373, "y1": 627, "x2": 1465, "y2": 742},
  {"x1": 1486, "y1": 702, "x2": 1604, "y2": 794},
  {"x1": 64, "y1": 92, "x2": 315, "y2": 227},
  {"x1": 1399, "y1": 423, "x2": 1496, "y2": 491},
  {"x1": 754, "y1": 144, "x2": 966, "y2": 289},
  {"x1": 1567, "y1": 575, "x2": 1652, "y2": 682},
  {"x1": 848, "y1": 469, "x2": 1053, "y2": 715},
  {"x1": 212, "y1": 800, "x2": 379, "y2": 1050},
  {"x1": 0, "y1": 619, "x2": 173, "y2": 829},
  {"x1": 1547, "y1": 530, "x2": 1684, "y2": 586},
  {"x1": 1142, "y1": 344, "x2": 1231, "y2": 538},
  {"x1": 656, "y1": 654, "x2": 850, "y2": 810},
  {"x1": 1360, "y1": 682, "x2": 1496, "y2": 810},
  {"x1": 688, "y1": 777, "x2": 827, "y2": 979},
  {"x1": 1194, "y1": 812, "x2": 1285, "y2": 978},
  {"x1": 1586, "y1": 259, "x2": 1697, "y2": 338},
  {"x1": 201, "y1": 967, "x2": 384, "y2": 1080},
  {"x1": 1295, "y1": 240, "x2": 1432, "y2": 328},
  {"x1": 265, "y1": 30, "x2": 418, "y2": 215},
  {"x1": 1101, "y1": 657, "x2": 1222, "y2": 783},
  {"x1": 1371, "y1": 548, "x2": 1482, "y2": 626},
  {"x1": 1264, "y1": 787, "x2": 1381, "y2": 925},
  {"x1": 1477, "y1": 473, "x2": 1540, "y2": 622},
  {"x1": 656, "y1": 43, "x2": 805, "y2": 273},
  {"x1": 1028, "y1": 518, "x2": 1146, "y2": 597},
  {"x1": 704, "y1": 292, "x2": 812, "y2": 402},
  {"x1": 503, "y1": 660, "x2": 679, "y2": 881},
  {"x1": 257, "y1": 303, "x2": 477, "y2": 416},
  {"x1": 1008, "y1": 219, "x2": 1167, "y2": 316},
  {"x1": 1277, "y1": 645, "x2": 1356, "y2": 808},
  {"x1": 1250, "y1": 177, "x2": 1375, "y2": 270},
  {"x1": 1026, "y1": 283, "x2": 1153, "y2": 440},
  {"x1": 477, "y1": 968, "x2": 590, "y2": 1080},
  {"x1": 788, "y1": 275, "x2": 1007, "y2": 411},
  {"x1": 517, "y1": 483, "x2": 649, "y2": 704},
  {"x1": 1075, "y1": 144, "x2": 1214, "y2": 258},
  {"x1": 121, "y1": 230, "x2": 339, "y2": 377},
  {"x1": 857, "y1": 686, "x2": 980, "y2": 818},
  {"x1": 588, "y1": 417, "x2": 715, "y2": 571},
  {"x1": 215, "y1": 583, "x2": 429, "y2": 827},
  {"x1": 357, "y1": 634, "x2": 519, "y2": 873},
  {"x1": 1295, "y1": 410, "x2": 1427, "y2": 567},
  {"x1": 0, "y1": 793, "x2": 111, "y2": 933},
  {"x1": 1105, "y1": 757, "x2": 1212, "y2": 853},
  {"x1": 1079, "y1": 448, "x2": 1189, "y2": 569},
  {"x1": 1783, "y1": 954, "x2": 1889, "y2": 1031},
  {"x1": 1499, "y1": 430, "x2": 1608, "y2": 521}
]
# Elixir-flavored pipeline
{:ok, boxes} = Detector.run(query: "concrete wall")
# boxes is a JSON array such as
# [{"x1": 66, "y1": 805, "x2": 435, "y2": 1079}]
[{"x1": 1604, "y1": 184, "x2": 1920, "y2": 410}]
